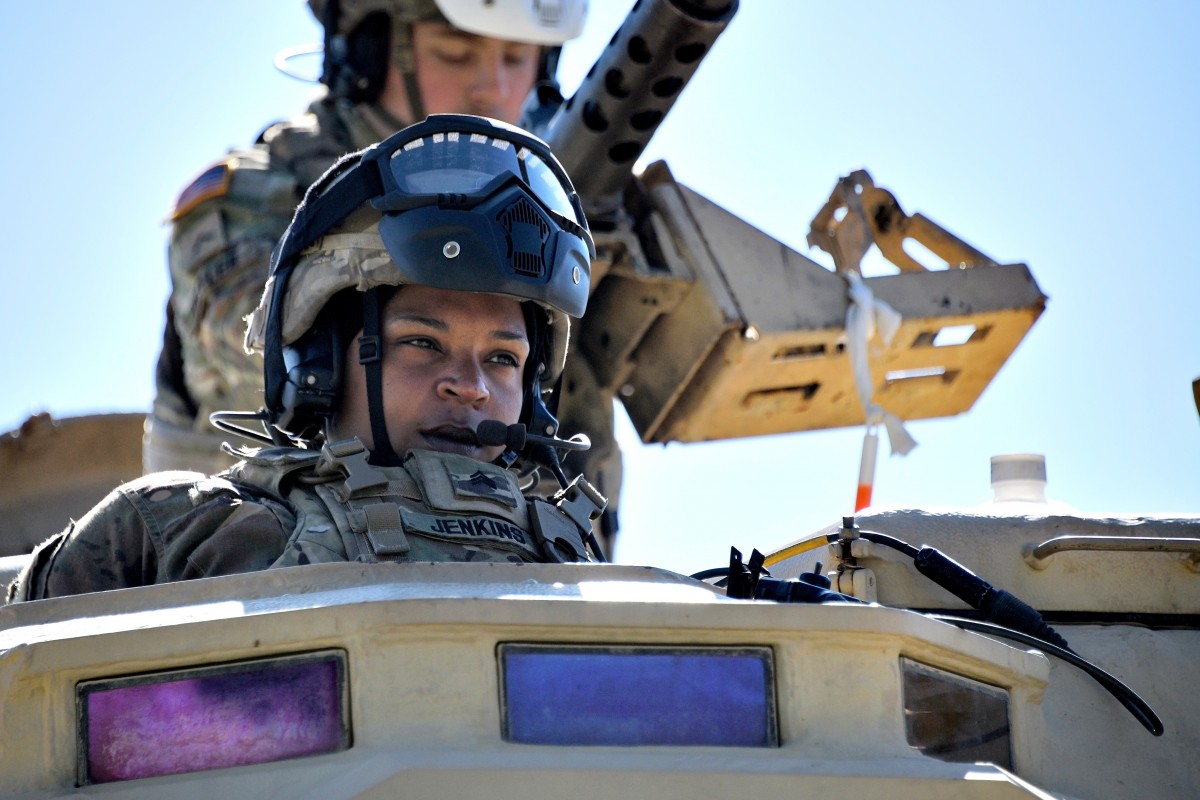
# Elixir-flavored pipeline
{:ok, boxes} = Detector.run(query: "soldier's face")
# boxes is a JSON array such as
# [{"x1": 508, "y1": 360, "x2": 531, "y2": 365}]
[
  {"x1": 334, "y1": 285, "x2": 529, "y2": 462},
  {"x1": 378, "y1": 22, "x2": 540, "y2": 125}
]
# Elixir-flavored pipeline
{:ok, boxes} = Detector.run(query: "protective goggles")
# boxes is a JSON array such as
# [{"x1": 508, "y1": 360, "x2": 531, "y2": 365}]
[
  {"x1": 282, "y1": 114, "x2": 594, "y2": 265},
  {"x1": 375, "y1": 129, "x2": 587, "y2": 236}
]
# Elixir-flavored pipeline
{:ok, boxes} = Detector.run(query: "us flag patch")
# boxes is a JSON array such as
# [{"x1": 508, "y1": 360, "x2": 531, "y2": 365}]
[{"x1": 171, "y1": 162, "x2": 231, "y2": 220}]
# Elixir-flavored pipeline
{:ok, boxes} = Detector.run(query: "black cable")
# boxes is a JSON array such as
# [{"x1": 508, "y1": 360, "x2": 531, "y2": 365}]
[
  {"x1": 852, "y1": 527, "x2": 1072, "y2": 652},
  {"x1": 763, "y1": 522, "x2": 1159, "y2": 736},
  {"x1": 708, "y1": 538, "x2": 1161, "y2": 736},
  {"x1": 857, "y1": 530, "x2": 921, "y2": 559},
  {"x1": 529, "y1": 443, "x2": 608, "y2": 564},
  {"x1": 209, "y1": 410, "x2": 277, "y2": 446},
  {"x1": 930, "y1": 614, "x2": 1163, "y2": 736},
  {"x1": 530, "y1": 443, "x2": 570, "y2": 490}
]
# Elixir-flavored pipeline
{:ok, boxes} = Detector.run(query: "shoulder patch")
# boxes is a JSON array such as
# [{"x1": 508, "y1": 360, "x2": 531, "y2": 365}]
[{"x1": 171, "y1": 161, "x2": 232, "y2": 221}]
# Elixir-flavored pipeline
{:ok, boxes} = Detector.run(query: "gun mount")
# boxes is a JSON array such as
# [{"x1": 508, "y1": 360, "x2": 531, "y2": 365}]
[
  {"x1": 535, "y1": 0, "x2": 1045, "y2": 447},
  {"x1": 577, "y1": 164, "x2": 1047, "y2": 443}
]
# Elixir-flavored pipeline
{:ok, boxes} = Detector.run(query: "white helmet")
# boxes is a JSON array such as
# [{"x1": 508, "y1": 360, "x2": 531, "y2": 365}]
[{"x1": 308, "y1": 0, "x2": 587, "y2": 109}]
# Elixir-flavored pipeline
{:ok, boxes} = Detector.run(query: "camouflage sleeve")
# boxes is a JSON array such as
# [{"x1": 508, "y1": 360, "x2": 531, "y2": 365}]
[
  {"x1": 149, "y1": 104, "x2": 373, "y2": 476},
  {"x1": 163, "y1": 147, "x2": 302, "y2": 429},
  {"x1": 10, "y1": 473, "x2": 296, "y2": 601}
]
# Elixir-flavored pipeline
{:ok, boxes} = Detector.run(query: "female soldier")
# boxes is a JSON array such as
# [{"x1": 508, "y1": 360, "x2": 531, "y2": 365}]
[{"x1": 12, "y1": 114, "x2": 603, "y2": 602}]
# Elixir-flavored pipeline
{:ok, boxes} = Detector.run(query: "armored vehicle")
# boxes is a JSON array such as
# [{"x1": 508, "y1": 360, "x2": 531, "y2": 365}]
[{"x1": 2, "y1": 1, "x2": 1196, "y2": 798}]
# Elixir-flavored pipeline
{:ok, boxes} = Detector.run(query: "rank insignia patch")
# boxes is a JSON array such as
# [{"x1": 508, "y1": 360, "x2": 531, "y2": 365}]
[
  {"x1": 451, "y1": 469, "x2": 519, "y2": 508},
  {"x1": 171, "y1": 162, "x2": 231, "y2": 220}
]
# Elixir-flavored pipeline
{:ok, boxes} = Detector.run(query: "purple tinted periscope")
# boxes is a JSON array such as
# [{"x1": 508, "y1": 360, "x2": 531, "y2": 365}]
[
  {"x1": 79, "y1": 651, "x2": 348, "y2": 784},
  {"x1": 500, "y1": 645, "x2": 777, "y2": 747}
]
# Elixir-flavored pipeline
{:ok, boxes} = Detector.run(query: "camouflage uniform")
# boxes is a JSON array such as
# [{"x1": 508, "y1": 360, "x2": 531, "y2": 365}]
[
  {"x1": 146, "y1": 97, "x2": 390, "y2": 475},
  {"x1": 10, "y1": 441, "x2": 596, "y2": 602},
  {"x1": 149, "y1": 96, "x2": 624, "y2": 551}
]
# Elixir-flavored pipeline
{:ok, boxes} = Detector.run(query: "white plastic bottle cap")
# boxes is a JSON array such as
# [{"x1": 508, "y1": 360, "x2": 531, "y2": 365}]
[{"x1": 990, "y1": 454, "x2": 1047, "y2": 503}]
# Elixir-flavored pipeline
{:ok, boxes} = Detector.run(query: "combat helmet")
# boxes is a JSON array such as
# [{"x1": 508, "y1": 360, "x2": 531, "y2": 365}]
[
  {"x1": 240, "y1": 113, "x2": 594, "y2": 467},
  {"x1": 308, "y1": 0, "x2": 587, "y2": 114}
]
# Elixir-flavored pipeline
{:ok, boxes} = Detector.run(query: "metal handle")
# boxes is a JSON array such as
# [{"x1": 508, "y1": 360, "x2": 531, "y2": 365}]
[{"x1": 1023, "y1": 535, "x2": 1200, "y2": 571}]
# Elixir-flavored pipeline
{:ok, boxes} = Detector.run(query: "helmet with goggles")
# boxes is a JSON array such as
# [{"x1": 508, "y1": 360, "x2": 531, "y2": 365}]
[
  {"x1": 308, "y1": 0, "x2": 587, "y2": 109},
  {"x1": 242, "y1": 114, "x2": 594, "y2": 463}
]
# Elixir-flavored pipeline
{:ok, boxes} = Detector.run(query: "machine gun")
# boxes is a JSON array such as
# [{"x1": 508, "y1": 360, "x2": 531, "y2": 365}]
[
  {"x1": 528, "y1": 0, "x2": 1045, "y2": 448},
  {"x1": 539, "y1": 0, "x2": 739, "y2": 222}
]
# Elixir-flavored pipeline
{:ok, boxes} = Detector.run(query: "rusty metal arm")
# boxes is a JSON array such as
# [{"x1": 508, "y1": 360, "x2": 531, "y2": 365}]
[{"x1": 808, "y1": 169, "x2": 998, "y2": 273}]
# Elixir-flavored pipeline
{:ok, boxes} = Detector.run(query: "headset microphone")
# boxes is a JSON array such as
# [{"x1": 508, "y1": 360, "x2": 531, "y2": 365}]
[
  {"x1": 477, "y1": 419, "x2": 608, "y2": 564},
  {"x1": 476, "y1": 420, "x2": 591, "y2": 453}
]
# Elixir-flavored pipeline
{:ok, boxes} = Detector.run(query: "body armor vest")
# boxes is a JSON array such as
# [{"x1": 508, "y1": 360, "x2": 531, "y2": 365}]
[{"x1": 230, "y1": 439, "x2": 601, "y2": 568}]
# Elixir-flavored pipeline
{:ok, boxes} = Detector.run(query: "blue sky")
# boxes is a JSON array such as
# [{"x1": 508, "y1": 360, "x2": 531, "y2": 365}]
[{"x1": 3, "y1": 1, "x2": 1198, "y2": 575}]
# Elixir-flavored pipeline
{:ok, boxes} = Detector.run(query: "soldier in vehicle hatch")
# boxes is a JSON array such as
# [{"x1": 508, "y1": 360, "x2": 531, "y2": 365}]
[
  {"x1": 10, "y1": 115, "x2": 605, "y2": 602},
  {"x1": 148, "y1": 0, "x2": 626, "y2": 555},
  {"x1": 147, "y1": 0, "x2": 588, "y2": 476}
]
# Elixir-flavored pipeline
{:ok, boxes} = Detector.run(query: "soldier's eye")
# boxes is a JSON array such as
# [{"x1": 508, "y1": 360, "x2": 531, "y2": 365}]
[
  {"x1": 396, "y1": 336, "x2": 439, "y2": 352},
  {"x1": 489, "y1": 351, "x2": 521, "y2": 368}
]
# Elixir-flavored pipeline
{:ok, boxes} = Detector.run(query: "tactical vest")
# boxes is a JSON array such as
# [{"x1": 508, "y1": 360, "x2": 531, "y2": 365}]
[{"x1": 230, "y1": 439, "x2": 603, "y2": 567}]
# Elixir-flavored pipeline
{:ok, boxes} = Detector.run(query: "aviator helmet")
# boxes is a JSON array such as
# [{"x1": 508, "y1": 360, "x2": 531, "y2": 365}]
[
  {"x1": 308, "y1": 0, "x2": 587, "y2": 113},
  {"x1": 243, "y1": 113, "x2": 594, "y2": 465}
]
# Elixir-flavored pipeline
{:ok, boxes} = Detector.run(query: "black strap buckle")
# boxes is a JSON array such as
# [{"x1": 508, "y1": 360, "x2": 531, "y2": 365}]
[{"x1": 358, "y1": 335, "x2": 381, "y2": 364}]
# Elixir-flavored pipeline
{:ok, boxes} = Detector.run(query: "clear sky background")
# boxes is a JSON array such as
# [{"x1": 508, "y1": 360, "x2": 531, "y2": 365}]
[{"x1": 3, "y1": 1, "x2": 1198, "y2": 576}]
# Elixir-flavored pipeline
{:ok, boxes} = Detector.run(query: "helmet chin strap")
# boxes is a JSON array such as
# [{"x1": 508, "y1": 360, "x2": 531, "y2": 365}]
[
  {"x1": 511, "y1": 303, "x2": 565, "y2": 476},
  {"x1": 393, "y1": 17, "x2": 425, "y2": 122},
  {"x1": 360, "y1": 287, "x2": 402, "y2": 466},
  {"x1": 402, "y1": 68, "x2": 427, "y2": 123},
  {"x1": 357, "y1": 296, "x2": 555, "y2": 469}
]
